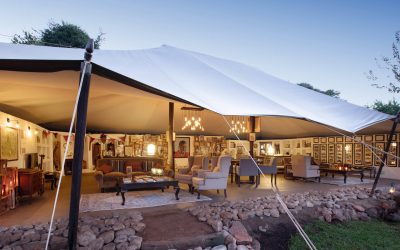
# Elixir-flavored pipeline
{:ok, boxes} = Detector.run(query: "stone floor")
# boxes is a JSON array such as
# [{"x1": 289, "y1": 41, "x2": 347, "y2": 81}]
[{"x1": 0, "y1": 172, "x2": 396, "y2": 227}]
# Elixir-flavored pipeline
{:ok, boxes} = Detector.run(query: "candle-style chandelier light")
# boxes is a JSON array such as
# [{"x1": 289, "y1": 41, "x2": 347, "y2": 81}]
[
  {"x1": 181, "y1": 107, "x2": 204, "y2": 131},
  {"x1": 228, "y1": 116, "x2": 249, "y2": 134}
]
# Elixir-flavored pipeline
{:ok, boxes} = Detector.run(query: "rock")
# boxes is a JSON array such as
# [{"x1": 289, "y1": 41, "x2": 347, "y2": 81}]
[
  {"x1": 366, "y1": 207, "x2": 379, "y2": 218},
  {"x1": 112, "y1": 222, "x2": 125, "y2": 231},
  {"x1": 211, "y1": 220, "x2": 223, "y2": 232},
  {"x1": 133, "y1": 222, "x2": 146, "y2": 232},
  {"x1": 114, "y1": 234, "x2": 128, "y2": 244},
  {"x1": 270, "y1": 208, "x2": 280, "y2": 218},
  {"x1": 99, "y1": 230, "x2": 115, "y2": 244},
  {"x1": 306, "y1": 201, "x2": 314, "y2": 208},
  {"x1": 20, "y1": 241, "x2": 46, "y2": 250},
  {"x1": 252, "y1": 239, "x2": 261, "y2": 250},
  {"x1": 105, "y1": 218, "x2": 116, "y2": 226},
  {"x1": 194, "y1": 247, "x2": 203, "y2": 250},
  {"x1": 128, "y1": 235, "x2": 142, "y2": 249},
  {"x1": 227, "y1": 242, "x2": 237, "y2": 250},
  {"x1": 386, "y1": 212, "x2": 400, "y2": 222},
  {"x1": 357, "y1": 193, "x2": 369, "y2": 200},
  {"x1": 77, "y1": 230, "x2": 96, "y2": 246},
  {"x1": 229, "y1": 221, "x2": 252, "y2": 244},
  {"x1": 358, "y1": 212, "x2": 370, "y2": 221},
  {"x1": 116, "y1": 228, "x2": 135, "y2": 237},
  {"x1": 238, "y1": 211, "x2": 249, "y2": 220},
  {"x1": 50, "y1": 235, "x2": 68, "y2": 249},
  {"x1": 332, "y1": 209, "x2": 346, "y2": 222},
  {"x1": 88, "y1": 237, "x2": 104, "y2": 250},
  {"x1": 236, "y1": 245, "x2": 248, "y2": 250},
  {"x1": 352, "y1": 204, "x2": 365, "y2": 212},
  {"x1": 103, "y1": 243, "x2": 116, "y2": 250},
  {"x1": 258, "y1": 225, "x2": 267, "y2": 233},
  {"x1": 211, "y1": 245, "x2": 227, "y2": 250},
  {"x1": 116, "y1": 241, "x2": 129, "y2": 250}
]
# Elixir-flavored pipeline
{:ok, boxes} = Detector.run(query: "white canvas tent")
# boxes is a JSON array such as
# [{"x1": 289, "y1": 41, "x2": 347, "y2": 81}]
[{"x1": 0, "y1": 43, "x2": 394, "y2": 138}]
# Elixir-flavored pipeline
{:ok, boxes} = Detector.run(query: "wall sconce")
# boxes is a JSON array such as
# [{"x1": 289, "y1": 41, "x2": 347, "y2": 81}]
[
  {"x1": 6, "y1": 118, "x2": 20, "y2": 128},
  {"x1": 34, "y1": 129, "x2": 38, "y2": 135},
  {"x1": 6, "y1": 118, "x2": 11, "y2": 127},
  {"x1": 147, "y1": 144, "x2": 156, "y2": 156},
  {"x1": 26, "y1": 126, "x2": 32, "y2": 137}
]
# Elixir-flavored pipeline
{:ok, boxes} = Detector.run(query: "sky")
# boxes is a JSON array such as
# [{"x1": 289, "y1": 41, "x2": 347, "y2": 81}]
[{"x1": 1, "y1": 0, "x2": 399, "y2": 106}]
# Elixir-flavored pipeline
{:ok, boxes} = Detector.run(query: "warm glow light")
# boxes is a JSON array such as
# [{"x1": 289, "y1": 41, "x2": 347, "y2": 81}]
[
  {"x1": 34, "y1": 130, "x2": 38, "y2": 135},
  {"x1": 228, "y1": 116, "x2": 248, "y2": 134},
  {"x1": 26, "y1": 126, "x2": 32, "y2": 137},
  {"x1": 389, "y1": 183, "x2": 396, "y2": 194},
  {"x1": 182, "y1": 109, "x2": 204, "y2": 131},
  {"x1": 6, "y1": 118, "x2": 11, "y2": 127},
  {"x1": 267, "y1": 144, "x2": 275, "y2": 155},
  {"x1": 15, "y1": 122, "x2": 20, "y2": 128},
  {"x1": 147, "y1": 144, "x2": 156, "y2": 155}
]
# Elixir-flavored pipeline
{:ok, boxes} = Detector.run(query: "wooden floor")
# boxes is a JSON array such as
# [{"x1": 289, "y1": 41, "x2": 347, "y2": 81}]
[{"x1": 0, "y1": 173, "x2": 397, "y2": 227}]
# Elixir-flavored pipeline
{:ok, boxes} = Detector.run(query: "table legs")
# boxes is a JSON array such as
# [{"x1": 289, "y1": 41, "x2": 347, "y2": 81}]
[
  {"x1": 121, "y1": 192, "x2": 126, "y2": 205},
  {"x1": 174, "y1": 186, "x2": 180, "y2": 200}
]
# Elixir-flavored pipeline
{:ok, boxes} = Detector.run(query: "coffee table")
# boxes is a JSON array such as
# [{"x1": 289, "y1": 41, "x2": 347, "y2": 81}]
[
  {"x1": 319, "y1": 167, "x2": 364, "y2": 184},
  {"x1": 116, "y1": 176, "x2": 180, "y2": 205}
]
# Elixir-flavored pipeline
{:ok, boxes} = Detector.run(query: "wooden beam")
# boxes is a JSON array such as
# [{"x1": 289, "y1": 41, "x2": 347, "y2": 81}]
[
  {"x1": 67, "y1": 40, "x2": 93, "y2": 250},
  {"x1": 168, "y1": 102, "x2": 175, "y2": 174},
  {"x1": 249, "y1": 116, "x2": 255, "y2": 157}
]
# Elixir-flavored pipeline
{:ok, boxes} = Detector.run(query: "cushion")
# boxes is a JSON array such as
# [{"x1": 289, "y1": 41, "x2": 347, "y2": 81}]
[
  {"x1": 212, "y1": 167, "x2": 220, "y2": 173},
  {"x1": 104, "y1": 172, "x2": 126, "y2": 177},
  {"x1": 176, "y1": 174, "x2": 192, "y2": 181},
  {"x1": 192, "y1": 177, "x2": 205, "y2": 186},
  {"x1": 99, "y1": 164, "x2": 113, "y2": 174}
]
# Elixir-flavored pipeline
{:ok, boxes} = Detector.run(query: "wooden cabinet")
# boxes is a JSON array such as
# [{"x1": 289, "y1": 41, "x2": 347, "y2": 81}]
[{"x1": 18, "y1": 169, "x2": 43, "y2": 198}]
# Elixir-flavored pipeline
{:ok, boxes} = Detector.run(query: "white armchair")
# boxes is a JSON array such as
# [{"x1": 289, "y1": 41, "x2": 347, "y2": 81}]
[
  {"x1": 291, "y1": 155, "x2": 320, "y2": 179},
  {"x1": 192, "y1": 156, "x2": 232, "y2": 199}
]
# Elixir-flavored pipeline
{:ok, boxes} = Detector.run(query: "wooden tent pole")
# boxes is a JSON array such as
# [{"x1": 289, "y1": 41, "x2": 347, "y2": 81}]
[
  {"x1": 249, "y1": 116, "x2": 255, "y2": 157},
  {"x1": 168, "y1": 102, "x2": 175, "y2": 175},
  {"x1": 371, "y1": 111, "x2": 400, "y2": 195},
  {"x1": 67, "y1": 40, "x2": 94, "y2": 250}
]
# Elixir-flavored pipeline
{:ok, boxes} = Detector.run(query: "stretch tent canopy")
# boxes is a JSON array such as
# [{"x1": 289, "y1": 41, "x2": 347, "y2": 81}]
[{"x1": 0, "y1": 43, "x2": 393, "y2": 137}]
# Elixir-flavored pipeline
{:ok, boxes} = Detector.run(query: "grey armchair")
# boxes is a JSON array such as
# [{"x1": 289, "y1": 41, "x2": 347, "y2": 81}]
[
  {"x1": 175, "y1": 156, "x2": 209, "y2": 192},
  {"x1": 192, "y1": 156, "x2": 232, "y2": 199},
  {"x1": 235, "y1": 158, "x2": 259, "y2": 187},
  {"x1": 258, "y1": 157, "x2": 278, "y2": 186}
]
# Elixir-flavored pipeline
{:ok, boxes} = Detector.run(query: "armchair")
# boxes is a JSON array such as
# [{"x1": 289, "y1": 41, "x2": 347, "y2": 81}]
[
  {"x1": 175, "y1": 156, "x2": 208, "y2": 193},
  {"x1": 291, "y1": 155, "x2": 320, "y2": 179},
  {"x1": 235, "y1": 158, "x2": 259, "y2": 187},
  {"x1": 258, "y1": 157, "x2": 278, "y2": 186},
  {"x1": 192, "y1": 156, "x2": 232, "y2": 199}
]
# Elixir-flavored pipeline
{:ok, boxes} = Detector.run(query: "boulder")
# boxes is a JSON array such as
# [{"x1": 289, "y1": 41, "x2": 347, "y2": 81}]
[
  {"x1": 88, "y1": 237, "x2": 104, "y2": 250},
  {"x1": 352, "y1": 204, "x2": 365, "y2": 212},
  {"x1": 99, "y1": 230, "x2": 115, "y2": 244},
  {"x1": 77, "y1": 230, "x2": 96, "y2": 247},
  {"x1": 211, "y1": 245, "x2": 227, "y2": 250},
  {"x1": 229, "y1": 221, "x2": 252, "y2": 244}
]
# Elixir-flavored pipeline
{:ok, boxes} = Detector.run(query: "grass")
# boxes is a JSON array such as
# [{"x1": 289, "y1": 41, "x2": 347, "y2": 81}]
[{"x1": 289, "y1": 220, "x2": 400, "y2": 250}]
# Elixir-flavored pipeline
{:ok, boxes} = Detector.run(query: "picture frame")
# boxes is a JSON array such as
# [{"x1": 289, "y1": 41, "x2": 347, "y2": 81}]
[
  {"x1": 124, "y1": 146, "x2": 133, "y2": 156},
  {"x1": 387, "y1": 134, "x2": 397, "y2": 141},
  {"x1": 328, "y1": 137, "x2": 335, "y2": 143},
  {"x1": 354, "y1": 143, "x2": 363, "y2": 165},
  {"x1": 320, "y1": 137, "x2": 327, "y2": 143},
  {"x1": 336, "y1": 144, "x2": 343, "y2": 164},
  {"x1": 345, "y1": 136, "x2": 353, "y2": 142},
  {"x1": 328, "y1": 144, "x2": 335, "y2": 163},
  {"x1": 313, "y1": 144, "x2": 320, "y2": 163},
  {"x1": 364, "y1": 142, "x2": 373, "y2": 165},
  {"x1": 375, "y1": 135, "x2": 385, "y2": 142},
  {"x1": 320, "y1": 144, "x2": 327, "y2": 163},
  {"x1": 344, "y1": 143, "x2": 353, "y2": 165},
  {"x1": 354, "y1": 135, "x2": 363, "y2": 142},
  {"x1": 249, "y1": 133, "x2": 256, "y2": 142},
  {"x1": 0, "y1": 126, "x2": 18, "y2": 161},
  {"x1": 374, "y1": 142, "x2": 385, "y2": 166},
  {"x1": 174, "y1": 136, "x2": 190, "y2": 158},
  {"x1": 365, "y1": 135, "x2": 373, "y2": 142},
  {"x1": 230, "y1": 142, "x2": 236, "y2": 148},
  {"x1": 313, "y1": 137, "x2": 319, "y2": 143},
  {"x1": 336, "y1": 137, "x2": 343, "y2": 143}
]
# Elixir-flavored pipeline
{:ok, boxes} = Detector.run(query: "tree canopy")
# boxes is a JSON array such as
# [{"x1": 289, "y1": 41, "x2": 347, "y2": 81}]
[
  {"x1": 369, "y1": 99, "x2": 400, "y2": 115},
  {"x1": 297, "y1": 82, "x2": 341, "y2": 98},
  {"x1": 12, "y1": 21, "x2": 104, "y2": 49}
]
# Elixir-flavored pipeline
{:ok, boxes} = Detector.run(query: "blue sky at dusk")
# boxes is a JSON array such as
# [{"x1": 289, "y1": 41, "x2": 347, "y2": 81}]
[{"x1": 1, "y1": 0, "x2": 399, "y2": 106}]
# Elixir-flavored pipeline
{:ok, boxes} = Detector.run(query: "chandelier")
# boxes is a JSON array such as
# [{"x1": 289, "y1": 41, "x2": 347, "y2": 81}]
[
  {"x1": 181, "y1": 108, "x2": 204, "y2": 131},
  {"x1": 228, "y1": 116, "x2": 249, "y2": 134}
]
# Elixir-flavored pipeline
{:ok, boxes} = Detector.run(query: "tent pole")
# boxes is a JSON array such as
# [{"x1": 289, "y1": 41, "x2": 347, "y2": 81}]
[
  {"x1": 168, "y1": 102, "x2": 175, "y2": 175},
  {"x1": 249, "y1": 116, "x2": 255, "y2": 157},
  {"x1": 371, "y1": 111, "x2": 400, "y2": 195},
  {"x1": 67, "y1": 40, "x2": 94, "y2": 250}
]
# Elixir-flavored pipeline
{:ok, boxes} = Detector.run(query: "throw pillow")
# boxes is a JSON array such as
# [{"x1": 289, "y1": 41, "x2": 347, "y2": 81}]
[
  {"x1": 212, "y1": 167, "x2": 220, "y2": 172},
  {"x1": 100, "y1": 164, "x2": 113, "y2": 174}
]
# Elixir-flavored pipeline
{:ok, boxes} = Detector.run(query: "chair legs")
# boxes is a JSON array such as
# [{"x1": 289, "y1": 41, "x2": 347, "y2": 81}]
[
  {"x1": 224, "y1": 189, "x2": 227, "y2": 198},
  {"x1": 197, "y1": 190, "x2": 201, "y2": 199},
  {"x1": 236, "y1": 174, "x2": 259, "y2": 187}
]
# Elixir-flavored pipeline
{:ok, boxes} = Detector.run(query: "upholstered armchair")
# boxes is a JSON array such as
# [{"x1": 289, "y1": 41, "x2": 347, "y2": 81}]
[
  {"x1": 192, "y1": 156, "x2": 232, "y2": 199},
  {"x1": 291, "y1": 155, "x2": 320, "y2": 179},
  {"x1": 235, "y1": 158, "x2": 259, "y2": 187},
  {"x1": 258, "y1": 157, "x2": 278, "y2": 186},
  {"x1": 175, "y1": 156, "x2": 209, "y2": 193}
]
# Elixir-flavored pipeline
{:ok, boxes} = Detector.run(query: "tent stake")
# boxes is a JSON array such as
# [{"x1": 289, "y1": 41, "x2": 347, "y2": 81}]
[
  {"x1": 371, "y1": 111, "x2": 400, "y2": 195},
  {"x1": 67, "y1": 40, "x2": 94, "y2": 250}
]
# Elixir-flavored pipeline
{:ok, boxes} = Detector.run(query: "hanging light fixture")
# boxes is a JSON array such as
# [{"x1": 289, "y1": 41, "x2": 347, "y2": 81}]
[
  {"x1": 228, "y1": 116, "x2": 249, "y2": 134},
  {"x1": 181, "y1": 107, "x2": 204, "y2": 131}
]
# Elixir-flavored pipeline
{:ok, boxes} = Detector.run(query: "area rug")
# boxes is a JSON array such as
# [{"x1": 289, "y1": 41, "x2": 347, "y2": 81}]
[
  {"x1": 312, "y1": 176, "x2": 374, "y2": 186},
  {"x1": 80, "y1": 189, "x2": 211, "y2": 212}
]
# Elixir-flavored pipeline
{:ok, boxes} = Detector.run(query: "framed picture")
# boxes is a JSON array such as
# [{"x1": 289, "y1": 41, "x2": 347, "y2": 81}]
[
  {"x1": 387, "y1": 134, "x2": 397, "y2": 141},
  {"x1": 365, "y1": 135, "x2": 373, "y2": 142},
  {"x1": 374, "y1": 142, "x2": 385, "y2": 166},
  {"x1": 174, "y1": 137, "x2": 190, "y2": 158},
  {"x1": 364, "y1": 142, "x2": 373, "y2": 165},
  {"x1": 388, "y1": 142, "x2": 397, "y2": 167},
  {"x1": 313, "y1": 144, "x2": 320, "y2": 163},
  {"x1": 230, "y1": 142, "x2": 236, "y2": 148},
  {"x1": 0, "y1": 126, "x2": 18, "y2": 161},
  {"x1": 354, "y1": 143, "x2": 363, "y2": 165},
  {"x1": 354, "y1": 135, "x2": 363, "y2": 142},
  {"x1": 375, "y1": 135, "x2": 385, "y2": 142},
  {"x1": 344, "y1": 143, "x2": 353, "y2": 165},
  {"x1": 320, "y1": 144, "x2": 327, "y2": 163},
  {"x1": 313, "y1": 138, "x2": 319, "y2": 143},
  {"x1": 124, "y1": 146, "x2": 133, "y2": 156},
  {"x1": 328, "y1": 144, "x2": 335, "y2": 163},
  {"x1": 336, "y1": 137, "x2": 343, "y2": 142},
  {"x1": 328, "y1": 137, "x2": 335, "y2": 143},
  {"x1": 345, "y1": 136, "x2": 353, "y2": 142},
  {"x1": 249, "y1": 133, "x2": 256, "y2": 142},
  {"x1": 320, "y1": 137, "x2": 327, "y2": 143},
  {"x1": 336, "y1": 144, "x2": 343, "y2": 164}
]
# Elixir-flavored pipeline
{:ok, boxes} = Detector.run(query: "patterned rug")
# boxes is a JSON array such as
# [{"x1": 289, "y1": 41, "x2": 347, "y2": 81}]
[
  {"x1": 312, "y1": 176, "x2": 374, "y2": 186},
  {"x1": 80, "y1": 189, "x2": 211, "y2": 212}
]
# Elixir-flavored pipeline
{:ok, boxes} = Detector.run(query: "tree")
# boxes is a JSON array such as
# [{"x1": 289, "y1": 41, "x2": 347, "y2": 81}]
[
  {"x1": 367, "y1": 31, "x2": 400, "y2": 93},
  {"x1": 297, "y1": 82, "x2": 341, "y2": 98},
  {"x1": 369, "y1": 99, "x2": 400, "y2": 115},
  {"x1": 12, "y1": 21, "x2": 104, "y2": 49}
]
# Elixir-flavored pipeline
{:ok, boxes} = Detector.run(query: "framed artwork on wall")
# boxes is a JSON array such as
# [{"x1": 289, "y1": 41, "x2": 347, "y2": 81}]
[
  {"x1": 336, "y1": 137, "x2": 344, "y2": 143},
  {"x1": 320, "y1": 137, "x2": 327, "y2": 143},
  {"x1": 0, "y1": 126, "x2": 18, "y2": 161},
  {"x1": 313, "y1": 138, "x2": 319, "y2": 143},
  {"x1": 320, "y1": 144, "x2": 327, "y2": 163},
  {"x1": 335, "y1": 144, "x2": 343, "y2": 164},
  {"x1": 354, "y1": 143, "x2": 363, "y2": 165},
  {"x1": 328, "y1": 144, "x2": 335, "y2": 163},
  {"x1": 344, "y1": 143, "x2": 353, "y2": 165},
  {"x1": 375, "y1": 135, "x2": 385, "y2": 142},
  {"x1": 174, "y1": 137, "x2": 190, "y2": 158},
  {"x1": 374, "y1": 142, "x2": 385, "y2": 166},
  {"x1": 364, "y1": 142, "x2": 373, "y2": 165},
  {"x1": 388, "y1": 142, "x2": 397, "y2": 167},
  {"x1": 354, "y1": 135, "x2": 363, "y2": 142},
  {"x1": 328, "y1": 137, "x2": 335, "y2": 143},
  {"x1": 387, "y1": 134, "x2": 397, "y2": 141},
  {"x1": 313, "y1": 144, "x2": 320, "y2": 163},
  {"x1": 365, "y1": 135, "x2": 373, "y2": 142},
  {"x1": 345, "y1": 136, "x2": 353, "y2": 142},
  {"x1": 249, "y1": 133, "x2": 256, "y2": 142}
]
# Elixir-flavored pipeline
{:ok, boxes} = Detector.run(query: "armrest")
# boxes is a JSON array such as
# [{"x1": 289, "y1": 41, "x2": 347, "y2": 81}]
[
  {"x1": 195, "y1": 169, "x2": 211, "y2": 178},
  {"x1": 204, "y1": 172, "x2": 224, "y2": 179},
  {"x1": 178, "y1": 168, "x2": 190, "y2": 174},
  {"x1": 309, "y1": 165, "x2": 319, "y2": 170},
  {"x1": 94, "y1": 170, "x2": 104, "y2": 177}
]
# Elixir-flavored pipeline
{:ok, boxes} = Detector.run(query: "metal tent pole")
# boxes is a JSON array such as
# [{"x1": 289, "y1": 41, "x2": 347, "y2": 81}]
[
  {"x1": 371, "y1": 111, "x2": 400, "y2": 195},
  {"x1": 67, "y1": 40, "x2": 94, "y2": 250}
]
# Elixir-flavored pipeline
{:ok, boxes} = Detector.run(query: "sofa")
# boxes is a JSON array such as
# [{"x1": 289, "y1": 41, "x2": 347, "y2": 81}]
[{"x1": 94, "y1": 157, "x2": 169, "y2": 192}]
